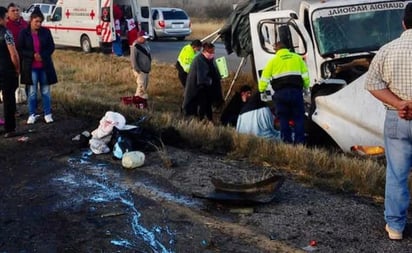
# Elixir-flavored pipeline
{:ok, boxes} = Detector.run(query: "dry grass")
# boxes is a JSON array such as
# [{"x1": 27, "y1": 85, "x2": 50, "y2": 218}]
[
  {"x1": 188, "y1": 18, "x2": 225, "y2": 41},
  {"x1": 51, "y1": 49, "x2": 410, "y2": 201}
]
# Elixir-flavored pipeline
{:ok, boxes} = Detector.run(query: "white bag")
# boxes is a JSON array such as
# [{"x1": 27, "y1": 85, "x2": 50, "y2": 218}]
[
  {"x1": 91, "y1": 111, "x2": 126, "y2": 139},
  {"x1": 0, "y1": 87, "x2": 27, "y2": 104},
  {"x1": 15, "y1": 87, "x2": 27, "y2": 104}
]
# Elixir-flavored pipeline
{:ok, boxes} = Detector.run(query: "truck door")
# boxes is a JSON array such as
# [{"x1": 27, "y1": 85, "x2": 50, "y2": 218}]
[
  {"x1": 249, "y1": 11, "x2": 316, "y2": 87},
  {"x1": 134, "y1": 0, "x2": 153, "y2": 37}
]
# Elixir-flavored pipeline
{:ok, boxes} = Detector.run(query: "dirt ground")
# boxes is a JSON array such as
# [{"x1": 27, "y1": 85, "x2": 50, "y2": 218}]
[{"x1": 1, "y1": 103, "x2": 412, "y2": 253}]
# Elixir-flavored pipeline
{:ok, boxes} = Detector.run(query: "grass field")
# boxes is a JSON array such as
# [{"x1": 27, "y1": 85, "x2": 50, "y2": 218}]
[
  {"x1": 188, "y1": 19, "x2": 225, "y2": 40},
  {"x1": 48, "y1": 47, "x2": 407, "y2": 201}
]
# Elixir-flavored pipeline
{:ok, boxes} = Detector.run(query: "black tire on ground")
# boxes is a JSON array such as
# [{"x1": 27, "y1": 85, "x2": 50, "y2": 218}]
[{"x1": 80, "y1": 35, "x2": 92, "y2": 53}]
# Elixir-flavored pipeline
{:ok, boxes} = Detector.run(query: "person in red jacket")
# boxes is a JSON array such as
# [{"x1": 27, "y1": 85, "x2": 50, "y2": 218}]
[
  {"x1": 112, "y1": 4, "x2": 123, "y2": 56},
  {"x1": 6, "y1": 3, "x2": 27, "y2": 42},
  {"x1": 5, "y1": 3, "x2": 27, "y2": 120},
  {"x1": 0, "y1": 6, "x2": 20, "y2": 137}
]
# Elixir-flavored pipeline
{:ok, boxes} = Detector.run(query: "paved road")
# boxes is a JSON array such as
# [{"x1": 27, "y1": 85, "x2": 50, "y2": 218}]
[
  {"x1": 57, "y1": 40, "x2": 253, "y2": 74},
  {"x1": 148, "y1": 40, "x2": 252, "y2": 74}
]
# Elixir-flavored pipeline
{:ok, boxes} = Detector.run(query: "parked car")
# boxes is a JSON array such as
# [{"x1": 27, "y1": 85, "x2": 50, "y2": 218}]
[
  {"x1": 21, "y1": 3, "x2": 56, "y2": 22},
  {"x1": 151, "y1": 7, "x2": 191, "y2": 41}
]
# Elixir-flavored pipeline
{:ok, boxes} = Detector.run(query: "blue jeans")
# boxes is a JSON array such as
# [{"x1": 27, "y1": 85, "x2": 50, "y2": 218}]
[
  {"x1": 29, "y1": 69, "x2": 52, "y2": 116},
  {"x1": 273, "y1": 88, "x2": 305, "y2": 144},
  {"x1": 384, "y1": 110, "x2": 412, "y2": 232}
]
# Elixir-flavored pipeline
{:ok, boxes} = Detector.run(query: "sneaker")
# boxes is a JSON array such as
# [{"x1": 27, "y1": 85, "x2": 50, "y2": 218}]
[
  {"x1": 44, "y1": 114, "x2": 54, "y2": 124},
  {"x1": 27, "y1": 114, "x2": 39, "y2": 125},
  {"x1": 386, "y1": 224, "x2": 402, "y2": 240}
]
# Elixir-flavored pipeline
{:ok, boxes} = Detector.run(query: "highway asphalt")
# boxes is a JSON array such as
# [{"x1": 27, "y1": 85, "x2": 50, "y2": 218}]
[{"x1": 148, "y1": 40, "x2": 252, "y2": 74}]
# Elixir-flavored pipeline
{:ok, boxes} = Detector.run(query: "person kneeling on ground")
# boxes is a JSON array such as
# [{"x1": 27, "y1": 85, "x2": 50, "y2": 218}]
[
  {"x1": 236, "y1": 91, "x2": 280, "y2": 141},
  {"x1": 220, "y1": 84, "x2": 252, "y2": 127}
]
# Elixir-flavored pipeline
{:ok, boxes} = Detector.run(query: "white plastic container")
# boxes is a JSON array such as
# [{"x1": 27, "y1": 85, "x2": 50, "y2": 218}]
[{"x1": 122, "y1": 151, "x2": 145, "y2": 169}]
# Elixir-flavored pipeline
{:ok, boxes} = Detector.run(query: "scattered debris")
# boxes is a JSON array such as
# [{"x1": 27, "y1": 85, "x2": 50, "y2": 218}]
[
  {"x1": 122, "y1": 151, "x2": 145, "y2": 169},
  {"x1": 269, "y1": 234, "x2": 276, "y2": 240},
  {"x1": 193, "y1": 174, "x2": 285, "y2": 205},
  {"x1": 100, "y1": 211, "x2": 126, "y2": 218},
  {"x1": 17, "y1": 136, "x2": 29, "y2": 143},
  {"x1": 309, "y1": 240, "x2": 317, "y2": 246},
  {"x1": 72, "y1": 131, "x2": 91, "y2": 141},
  {"x1": 121, "y1": 95, "x2": 148, "y2": 109},
  {"x1": 229, "y1": 207, "x2": 254, "y2": 214},
  {"x1": 350, "y1": 145, "x2": 385, "y2": 157},
  {"x1": 89, "y1": 111, "x2": 127, "y2": 155},
  {"x1": 302, "y1": 240, "x2": 318, "y2": 252},
  {"x1": 200, "y1": 239, "x2": 210, "y2": 248},
  {"x1": 302, "y1": 245, "x2": 317, "y2": 252}
]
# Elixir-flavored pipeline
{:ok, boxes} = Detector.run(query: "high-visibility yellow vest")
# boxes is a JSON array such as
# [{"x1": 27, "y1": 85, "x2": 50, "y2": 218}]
[
  {"x1": 258, "y1": 48, "x2": 310, "y2": 92},
  {"x1": 177, "y1": 44, "x2": 197, "y2": 73}
]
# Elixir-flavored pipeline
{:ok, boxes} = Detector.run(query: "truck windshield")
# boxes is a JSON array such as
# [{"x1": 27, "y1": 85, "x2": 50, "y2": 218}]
[{"x1": 312, "y1": 2, "x2": 409, "y2": 56}]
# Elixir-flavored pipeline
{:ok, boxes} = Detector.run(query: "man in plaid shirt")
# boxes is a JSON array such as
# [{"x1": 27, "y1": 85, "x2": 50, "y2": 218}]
[{"x1": 365, "y1": 2, "x2": 412, "y2": 241}]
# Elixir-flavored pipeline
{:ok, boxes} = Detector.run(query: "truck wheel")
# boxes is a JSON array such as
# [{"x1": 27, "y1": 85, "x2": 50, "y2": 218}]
[
  {"x1": 81, "y1": 35, "x2": 92, "y2": 53},
  {"x1": 306, "y1": 83, "x2": 344, "y2": 149}
]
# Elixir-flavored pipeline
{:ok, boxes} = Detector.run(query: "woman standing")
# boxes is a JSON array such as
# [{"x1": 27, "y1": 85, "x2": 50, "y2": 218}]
[{"x1": 18, "y1": 7, "x2": 57, "y2": 124}]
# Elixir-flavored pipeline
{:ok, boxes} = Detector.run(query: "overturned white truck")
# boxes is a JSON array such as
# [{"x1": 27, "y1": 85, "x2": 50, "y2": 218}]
[{"x1": 220, "y1": 0, "x2": 411, "y2": 153}]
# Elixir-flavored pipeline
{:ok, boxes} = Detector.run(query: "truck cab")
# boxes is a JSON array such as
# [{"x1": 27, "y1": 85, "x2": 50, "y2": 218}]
[{"x1": 250, "y1": 0, "x2": 411, "y2": 152}]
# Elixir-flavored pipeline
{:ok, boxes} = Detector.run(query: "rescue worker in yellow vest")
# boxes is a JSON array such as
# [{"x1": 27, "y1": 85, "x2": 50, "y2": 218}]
[
  {"x1": 176, "y1": 39, "x2": 202, "y2": 87},
  {"x1": 258, "y1": 41, "x2": 310, "y2": 144}
]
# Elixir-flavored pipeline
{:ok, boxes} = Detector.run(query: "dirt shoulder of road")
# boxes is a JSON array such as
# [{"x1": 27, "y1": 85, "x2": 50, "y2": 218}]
[{"x1": 0, "y1": 104, "x2": 411, "y2": 252}]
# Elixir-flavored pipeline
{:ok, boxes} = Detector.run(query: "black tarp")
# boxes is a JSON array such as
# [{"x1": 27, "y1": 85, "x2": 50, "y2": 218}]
[{"x1": 219, "y1": 0, "x2": 275, "y2": 57}]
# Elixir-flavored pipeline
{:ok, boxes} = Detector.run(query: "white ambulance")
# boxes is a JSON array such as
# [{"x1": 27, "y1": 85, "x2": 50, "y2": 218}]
[{"x1": 43, "y1": 0, "x2": 153, "y2": 53}]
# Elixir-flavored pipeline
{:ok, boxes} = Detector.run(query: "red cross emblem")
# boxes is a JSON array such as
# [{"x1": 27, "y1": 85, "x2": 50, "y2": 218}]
[
  {"x1": 65, "y1": 9, "x2": 70, "y2": 18},
  {"x1": 89, "y1": 10, "x2": 95, "y2": 20},
  {"x1": 102, "y1": 8, "x2": 108, "y2": 18}
]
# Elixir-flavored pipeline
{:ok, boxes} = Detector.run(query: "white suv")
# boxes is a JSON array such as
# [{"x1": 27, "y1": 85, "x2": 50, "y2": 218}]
[
  {"x1": 21, "y1": 3, "x2": 55, "y2": 21},
  {"x1": 151, "y1": 7, "x2": 191, "y2": 41}
]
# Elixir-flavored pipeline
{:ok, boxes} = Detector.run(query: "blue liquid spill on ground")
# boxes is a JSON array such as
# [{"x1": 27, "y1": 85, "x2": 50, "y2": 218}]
[{"x1": 52, "y1": 149, "x2": 176, "y2": 252}]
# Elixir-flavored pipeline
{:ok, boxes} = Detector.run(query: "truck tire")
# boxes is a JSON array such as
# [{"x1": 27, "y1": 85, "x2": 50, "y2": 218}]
[
  {"x1": 81, "y1": 35, "x2": 92, "y2": 53},
  {"x1": 306, "y1": 83, "x2": 344, "y2": 149}
]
